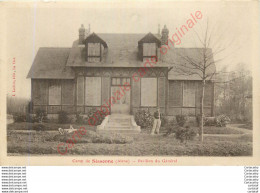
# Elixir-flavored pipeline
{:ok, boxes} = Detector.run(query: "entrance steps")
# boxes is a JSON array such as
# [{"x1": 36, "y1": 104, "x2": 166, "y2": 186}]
[{"x1": 97, "y1": 114, "x2": 141, "y2": 134}]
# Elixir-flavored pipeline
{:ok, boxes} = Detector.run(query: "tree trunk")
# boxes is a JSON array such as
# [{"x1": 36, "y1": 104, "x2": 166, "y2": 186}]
[{"x1": 199, "y1": 80, "x2": 206, "y2": 142}]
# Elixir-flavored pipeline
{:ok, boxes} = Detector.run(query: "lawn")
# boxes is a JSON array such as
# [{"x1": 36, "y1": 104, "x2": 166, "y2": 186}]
[
  {"x1": 7, "y1": 122, "x2": 96, "y2": 132},
  {"x1": 7, "y1": 122, "x2": 252, "y2": 156},
  {"x1": 203, "y1": 126, "x2": 244, "y2": 134}
]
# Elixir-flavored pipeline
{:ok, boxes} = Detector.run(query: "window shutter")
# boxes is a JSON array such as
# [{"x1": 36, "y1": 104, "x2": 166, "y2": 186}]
[
  {"x1": 132, "y1": 79, "x2": 141, "y2": 107},
  {"x1": 77, "y1": 76, "x2": 84, "y2": 105},
  {"x1": 158, "y1": 77, "x2": 165, "y2": 107},
  {"x1": 183, "y1": 81, "x2": 196, "y2": 107},
  {"x1": 169, "y1": 81, "x2": 182, "y2": 107}
]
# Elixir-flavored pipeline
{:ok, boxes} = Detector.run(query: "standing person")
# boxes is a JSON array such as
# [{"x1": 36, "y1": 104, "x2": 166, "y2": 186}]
[{"x1": 151, "y1": 107, "x2": 161, "y2": 135}]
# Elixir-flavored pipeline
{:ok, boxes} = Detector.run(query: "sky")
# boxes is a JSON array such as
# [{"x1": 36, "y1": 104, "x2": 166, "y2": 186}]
[{"x1": 2, "y1": 1, "x2": 259, "y2": 99}]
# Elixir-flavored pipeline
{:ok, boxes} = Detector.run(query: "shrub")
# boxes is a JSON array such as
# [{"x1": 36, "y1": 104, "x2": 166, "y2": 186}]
[
  {"x1": 32, "y1": 123, "x2": 47, "y2": 132},
  {"x1": 196, "y1": 115, "x2": 219, "y2": 127},
  {"x1": 216, "y1": 115, "x2": 231, "y2": 127},
  {"x1": 13, "y1": 112, "x2": 26, "y2": 122},
  {"x1": 27, "y1": 101, "x2": 33, "y2": 114},
  {"x1": 58, "y1": 111, "x2": 69, "y2": 124},
  {"x1": 175, "y1": 126, "x2": 197, "y2": 143},
  {"x1": 85, "y1": 108, "x2": 106, "y2": 126},
  {"x1": 75, "y1": 113, "x2": 87, "y2": 124},
  {"x1": 176, "y1": 115, "x2": 188, "y2": 127},
  {"x1": 35, "y1": 109, "x2": 48, "y2": 123},
  {"x1": 164, "y1": 118, "x2": 179, "y2": 136},
  {"x1": 204, "y1": 117, "x2": 216, "y2": 126},
  {"x1": 54, "y1": 130, "x2": 133, "y2": 144},
  {"x1": 160, "y1": 113, "x2": 168, "y2": 127},
  {"x1": 196, "y1": 114, "x2": 201, "y2": 126},
  {"x1": 196, "y1": 114, "x2": 231, "y2": 127},
  {"x1": 134, "y1": 109, "x2": 153, "y2": 129},
  {"x1": 26, "y1": 114, "x2": 38, "y2": 123}
]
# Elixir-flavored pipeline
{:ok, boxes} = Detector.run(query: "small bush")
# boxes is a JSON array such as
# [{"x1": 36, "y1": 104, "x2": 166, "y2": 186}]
[
  {"x1": 58, "y1": 111, "x2": 69, "y2": 124},
  {"x1": 75, "y1": 113, "x2": 87, "y2": 124},
  {"x1": 176, "y1": 115, "x2": 188, "y2": 127},
  {"x1": 134, "y1": 109, "x2": 154, "y2": 129},
  {"x1": 164, "y1": 118, "x2": 178, "y2": 136},
  {"x1": 85, "y1": 108, "x2": 106, "y2": 126},
  {"x1": 35, "y1": 109, "x2": 48, "y2": 123},
  {"x1": 32, "y1": 123, "x2": 47, "y2": 132},
  {"x1": 216, "y1": 115, "x2": 231, "y2": 127},
  {"x1": 26, "y1": 114, "x2": 38, "y2": 123},
  {"x1": 160, "y1": 113, "x2": 168, "y2": 127},
  {"x1": 27, "y1": 101, "x2": 33, "y2": 114},
  {"x1": 196, "y1": 114, "x2": 231, "y2": 127},
  {"x1": 175, "y1": 126, "x2": 197, "y2": 143},
  {"x1": 196, "y1": 114, "x2": 201, "y2": 126},
  {"x1": 13, "y1": 113, "x2": 26, "y2": 122},
  {"x1": 54, "y1": 130, "x2": 133, "y2": 144}
]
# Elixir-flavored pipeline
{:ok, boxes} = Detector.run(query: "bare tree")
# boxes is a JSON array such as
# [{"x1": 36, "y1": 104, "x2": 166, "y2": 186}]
[{"x1": 166, "y1": 20, "x2": 232, "y2": 142}]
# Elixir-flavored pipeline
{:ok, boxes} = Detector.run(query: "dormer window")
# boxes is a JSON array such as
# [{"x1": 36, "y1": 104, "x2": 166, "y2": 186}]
[
  {"x1": 84, "y1": 33, "x2": 108, "y2": 63},
  {"x1": 143, "y1": 43, "x2": 156, "y2": 57},
  {"x1": 138, "y1": 32, "x2": 161, "y2": 62},
  {"x1": 88, "y1": 43, "x2": 101, "y2": 62}
]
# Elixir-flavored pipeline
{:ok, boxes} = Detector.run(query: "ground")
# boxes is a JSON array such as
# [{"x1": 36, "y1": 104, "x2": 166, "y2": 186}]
[{"x1": 7, "y1": 122, "x2": 252, "y2": 156}]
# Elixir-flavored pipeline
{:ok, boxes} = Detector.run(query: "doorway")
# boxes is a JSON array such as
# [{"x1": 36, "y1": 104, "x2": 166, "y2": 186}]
[{"x1": 110, "y1": 77, "x2": 131, "y2": 114}]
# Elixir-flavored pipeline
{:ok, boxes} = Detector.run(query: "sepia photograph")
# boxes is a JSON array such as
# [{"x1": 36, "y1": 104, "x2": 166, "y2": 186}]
[{"x1": 1, "y1": 1, "x2": 259, "y2": 165}]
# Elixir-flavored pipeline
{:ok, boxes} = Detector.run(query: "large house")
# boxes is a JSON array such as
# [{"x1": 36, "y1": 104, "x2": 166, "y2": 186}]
[{"x1": 27, "y1": 25, "x2": 215, "y2": 127}]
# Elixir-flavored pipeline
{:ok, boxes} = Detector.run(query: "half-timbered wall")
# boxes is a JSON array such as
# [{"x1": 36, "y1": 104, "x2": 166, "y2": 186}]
[
  {"x1": 32, "y1": 69, "x2": 214, "y2": 117},
  {"x1": 74, "y1": 67, "x2": 168, "y2": 115}
]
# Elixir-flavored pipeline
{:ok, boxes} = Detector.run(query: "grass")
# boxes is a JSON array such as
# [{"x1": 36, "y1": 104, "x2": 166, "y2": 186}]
[
  {"x1": 7, "y1": 122, "x2": 252, "y2": 156},
  {"x1": 7, "y1": 122, "x2": 96, "y2": 132},
  {"x1": 203, "y1": 126, "x2": 244, "y2": 135},
  {"x1": 161, "y1": 126, "x2": 245, "y2": 135},
  {"x1": 237, "y1": 123, "x2": 253, "y2": 130}
]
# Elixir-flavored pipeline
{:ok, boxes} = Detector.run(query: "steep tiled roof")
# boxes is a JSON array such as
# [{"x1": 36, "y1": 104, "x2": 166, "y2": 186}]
[
  {"x1": 27, "y1": 34, "x2": 216, "y2": 80},
  {"x1": 66, "y1": 33, "x2": 157, "y2": 67},
  {"x1": 27, "y1": 48, "x2": 74, "y2": 79},
  {"x1": 164, "y1": 48, "x2": 216, "y2": 80}
]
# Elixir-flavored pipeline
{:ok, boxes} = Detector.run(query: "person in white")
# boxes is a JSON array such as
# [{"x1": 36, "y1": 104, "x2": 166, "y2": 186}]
[{"x1": 151, "y1": 107, "x2": 161, "y2": 135}]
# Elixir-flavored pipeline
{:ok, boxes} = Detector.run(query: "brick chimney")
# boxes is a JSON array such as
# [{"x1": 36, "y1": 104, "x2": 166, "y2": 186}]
[
  {"x1": 78, "y1": 24, "x2": 85, "y2": 45},
  {"x1": 161, "y1": 25, "x2": 169, "y2": 45},
  {"x1": 157, "y1": 24, "x2": 161, "y2": 38}
]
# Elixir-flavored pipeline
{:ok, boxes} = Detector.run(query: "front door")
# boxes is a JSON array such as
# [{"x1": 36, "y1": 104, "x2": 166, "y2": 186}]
[{"x1": 110, "y1": 77, "x2": 131, "y2": 114}]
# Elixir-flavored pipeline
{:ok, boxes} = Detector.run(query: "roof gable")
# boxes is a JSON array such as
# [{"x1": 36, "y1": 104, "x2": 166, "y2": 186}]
[
  {"x1": 84, "y1": 33, "x2": 108, "y2": 48},
  {"x1": 138, "y1": 32, "x2": 161, "y2": 46}
]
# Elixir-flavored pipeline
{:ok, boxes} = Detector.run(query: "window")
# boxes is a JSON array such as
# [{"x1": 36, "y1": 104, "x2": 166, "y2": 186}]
[
  {"x1": 88, "y1": 43, "x2": 101, "y2": 62},
  {"x1": 88, "y1": 43, "x2": 100, "y2": 56},
  {"x1": 141, "y1": 78, "x2": 157, "y2": 106},
  {"x1": 183, "y1": 81, "x2": 196, "y2": 107},
  {"x1": 85, "y1": 77, "x2": 101, "y2": 106},
  {"x1": 111, "y1": 78, "x2": 131, "y2": 86},
  {"x1": 49, "y1": 81, "x2": 61, "y2": 105},
  {"x1": 143, "y1": 43, "x2": 156, "y2": 57}
]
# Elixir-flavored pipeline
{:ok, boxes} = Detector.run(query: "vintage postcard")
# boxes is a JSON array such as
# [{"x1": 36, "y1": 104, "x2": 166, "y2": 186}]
[{"x1": 0, "y1": 1, "x2": 259, "y2": 165}]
